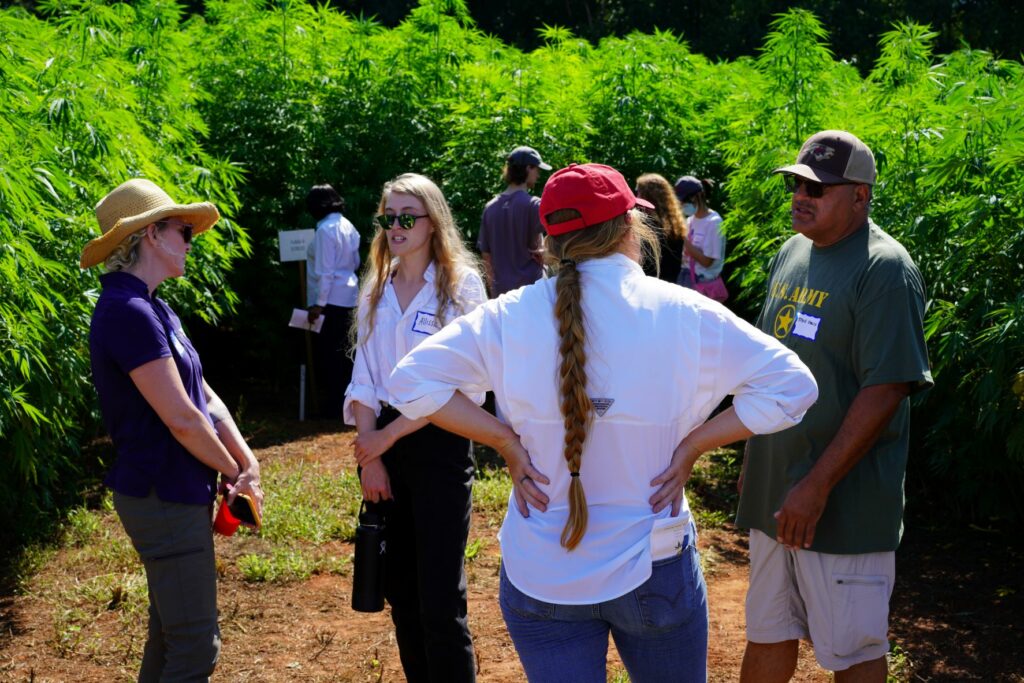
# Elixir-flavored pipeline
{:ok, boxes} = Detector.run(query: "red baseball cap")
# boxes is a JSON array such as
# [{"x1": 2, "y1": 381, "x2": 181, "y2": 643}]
[{"x1": 540, "y1": 163, "x2": 654, "y2": 236}]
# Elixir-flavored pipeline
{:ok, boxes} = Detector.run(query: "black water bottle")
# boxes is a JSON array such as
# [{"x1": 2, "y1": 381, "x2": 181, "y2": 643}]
[{"x1": 351, "y1": 503, "x2": 386, "y2": 612}]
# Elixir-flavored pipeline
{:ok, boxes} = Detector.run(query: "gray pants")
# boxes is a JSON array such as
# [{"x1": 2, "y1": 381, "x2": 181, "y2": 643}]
[{"x1": 114, "y1": 490, "x2": 220, "y2": 682}]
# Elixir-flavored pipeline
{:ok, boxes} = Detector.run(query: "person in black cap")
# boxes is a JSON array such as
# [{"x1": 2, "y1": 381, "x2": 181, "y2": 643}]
[
  {"x1": 477, "y1": 145, "x2": 551, "y2": 297},
  {"x1": 736, "y1": 130, "x2": 933, "y2": 682}
]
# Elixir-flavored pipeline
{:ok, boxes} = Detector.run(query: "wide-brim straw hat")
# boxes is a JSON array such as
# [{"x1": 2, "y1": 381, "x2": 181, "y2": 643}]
[{"x1": 80, "y1": 178, "x2": 220, "y2": 269}]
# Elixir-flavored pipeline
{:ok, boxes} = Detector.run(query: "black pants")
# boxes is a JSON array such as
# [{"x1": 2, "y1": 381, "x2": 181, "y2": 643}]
[
  {"x1": 312, "y1": 304, "x2": 353, "y2": 419},
  {"x1": 366, "y1": 407, "x2": 476, "y2": 682}
]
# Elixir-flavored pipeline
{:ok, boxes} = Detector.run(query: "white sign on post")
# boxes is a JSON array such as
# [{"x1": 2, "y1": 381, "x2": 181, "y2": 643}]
[{"x1": 278, "y1": 229, "x2": 315, "y2": 262}]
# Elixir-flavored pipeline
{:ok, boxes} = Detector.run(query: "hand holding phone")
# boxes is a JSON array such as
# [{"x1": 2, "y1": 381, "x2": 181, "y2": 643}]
[{"x1": 227, "y1": 492, "x2": 262, "y2": 529}]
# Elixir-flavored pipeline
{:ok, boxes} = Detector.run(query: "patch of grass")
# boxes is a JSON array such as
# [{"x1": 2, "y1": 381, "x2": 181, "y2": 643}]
[
  {"x1": 608, "y1": 668, "x2": 630, "y2": 682},
  {"x1": 256, "y1": 460, "x2": 362, "y2": 544},
  {"x1": 6, "y1": 544, "x2": 57, "y2": 593},
  {"x1": 887, "y1": 644, "x2": 914, "y2": 682},
  {"x1": 57, "y1": 571, "x2": 148, "y2": 614},
  {"x1": 64, "y1": 506, "x2": 103, "y2": 547},
  {"x1": 464, "y1": 538, "x2": 484, "y2": 562},
  {"x1": 237, "y1": 548, "x2": 349, "y2": 583},
  {"x1": 687, "y1": 446, "x2": 742, "y2": 530},
  {"x1": 473, "y1": 465, "x2": 512, "y2": 527}
]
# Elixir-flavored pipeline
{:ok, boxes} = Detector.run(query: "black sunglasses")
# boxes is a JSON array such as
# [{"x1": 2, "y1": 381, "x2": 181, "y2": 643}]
[
  {"x1": 375, "y1": 213, "x2": 428, "y2": 231},
  {"x1": 783, "y1": 175, "x2": 853, "y2": 199},
  {"x1": 155, "y1": 220, "x2": 194, "y2": 243}
]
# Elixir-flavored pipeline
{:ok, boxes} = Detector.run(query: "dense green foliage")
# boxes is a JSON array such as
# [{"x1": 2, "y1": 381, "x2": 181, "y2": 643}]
[
  {"x1": 0, "y1": 0, "x2": 249, "y2": 541},
  {"x1": 1, "y1": 0, "x2": 1021, "y2": 529}
]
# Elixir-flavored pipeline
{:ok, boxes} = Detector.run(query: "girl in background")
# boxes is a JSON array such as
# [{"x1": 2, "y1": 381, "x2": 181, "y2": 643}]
[
  {"x1": 635, "y1": 172, "x2": 687, "y2": 284},
  {"x1": 675, "y1": 176, "x2": 728, "y2": 301},
  {"x1": 344, "y1": 173, "x2": 486, "y2": 683}
]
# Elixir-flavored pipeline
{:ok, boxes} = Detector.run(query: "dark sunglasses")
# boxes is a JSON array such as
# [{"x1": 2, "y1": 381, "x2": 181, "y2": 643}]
[
  {"x1": 374, "y1": 213, "x2": 428, "y2": 231},
  {"x1": 783, "y1": 175, "x2": 852, "y2": 199},
  {"x1": 155, "y1": 220, "x2": 194, "y2": 243}
]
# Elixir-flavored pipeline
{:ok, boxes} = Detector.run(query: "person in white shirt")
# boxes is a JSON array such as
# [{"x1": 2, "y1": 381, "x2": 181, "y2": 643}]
[
  {"x1": 386, "y1": 163, "x2": 818, "y2": 683},
  {"x1": 304, "y1": 184, "x2": 361, "y2": 418},
  {"x1": 343, "y1": 173, "x2": 486, "y2": 683},
  {"x1": 676, "y1": 176, "x2": 728, "y2": 302}
]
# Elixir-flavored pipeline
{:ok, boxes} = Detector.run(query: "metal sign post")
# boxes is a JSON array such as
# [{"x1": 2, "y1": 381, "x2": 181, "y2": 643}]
[{"x1": 279, "y1": 229, "x2": 317, "y2": 420}]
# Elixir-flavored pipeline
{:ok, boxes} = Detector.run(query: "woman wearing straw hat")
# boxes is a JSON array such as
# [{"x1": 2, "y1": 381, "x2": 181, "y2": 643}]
[
  {"x1": 386, "y1": 163, "x2": 818, "y2": 682},
  {"x1": 82, "y1": 178, "x2": 263, "y2": 681}
]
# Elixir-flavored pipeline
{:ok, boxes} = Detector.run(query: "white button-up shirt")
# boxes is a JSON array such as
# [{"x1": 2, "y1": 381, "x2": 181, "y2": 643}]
[
  {"x1": 306, "y1": 212, "x2": 361, "y2": 308},
  {"x1": 388, "y1": 253, "x2": 817, "y2": 604},
  {"x1": 343, "y1": 262, "x2": 487, "y2": 423}
]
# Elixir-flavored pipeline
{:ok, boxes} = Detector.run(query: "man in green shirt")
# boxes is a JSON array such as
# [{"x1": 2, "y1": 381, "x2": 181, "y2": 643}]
[{"x1": 737, "y1": 130, "x2": 932, "y2": 682}]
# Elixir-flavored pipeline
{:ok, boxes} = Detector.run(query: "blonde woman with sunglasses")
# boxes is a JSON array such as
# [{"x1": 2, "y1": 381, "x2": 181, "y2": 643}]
[{"x1": 343, "y1": 173, "x2": 485, "y2": 682}]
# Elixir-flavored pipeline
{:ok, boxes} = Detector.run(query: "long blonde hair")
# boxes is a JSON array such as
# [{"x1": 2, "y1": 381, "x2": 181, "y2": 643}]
[
  {"x1": 350, "y1": 173, "x2": 480, "y2": 349},
  {"x1": 636, "y1": 173, "x2": 688, "y2": 241},
  {"x1": 543, "y1": 209, "x2": 659, "y2": 550}
]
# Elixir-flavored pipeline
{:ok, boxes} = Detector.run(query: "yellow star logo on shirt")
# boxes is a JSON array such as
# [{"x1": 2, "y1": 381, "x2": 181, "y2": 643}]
[{"x1": 774, "y1": 304, "x2": 796, "y2": 339}]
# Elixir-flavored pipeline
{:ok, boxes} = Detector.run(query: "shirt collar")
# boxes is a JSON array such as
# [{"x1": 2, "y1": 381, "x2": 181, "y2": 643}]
[
  {"x1": 99, "y1": 270, "x2": 150, "y2": 298},
  {"x1": 391, "y1": 258, "x2": 436, "y2": 283},
  {"x1": 576, "y1": 252, "x2": 643, "y2": 275}
]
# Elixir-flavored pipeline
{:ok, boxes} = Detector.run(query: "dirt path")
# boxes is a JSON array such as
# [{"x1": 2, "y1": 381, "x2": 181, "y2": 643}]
[{"x1": 2, "y1": 424, "x2": 1020, "y2": 681}]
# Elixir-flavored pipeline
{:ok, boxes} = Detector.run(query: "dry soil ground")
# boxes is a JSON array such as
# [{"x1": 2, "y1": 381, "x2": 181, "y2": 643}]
[{"x1": 1, "y1": 421, "x2": 1021, "y2": 682}]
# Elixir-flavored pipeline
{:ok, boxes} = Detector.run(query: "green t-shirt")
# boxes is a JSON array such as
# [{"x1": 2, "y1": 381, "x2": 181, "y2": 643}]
[{"x1": 735, "y1": 221, "x2": 933, "y2": 554}]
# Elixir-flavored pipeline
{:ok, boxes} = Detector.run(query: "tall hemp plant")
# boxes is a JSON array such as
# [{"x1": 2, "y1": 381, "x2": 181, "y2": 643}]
[
  {"x1": 0, "y1": 0, "x2": 246, "y2": 541},
  {"x1": 718, "y1": 9, "x2": 839, "y2": 306},
  {"x1": 908, "y1": 47, "x2": 1024, "y2": 518}
]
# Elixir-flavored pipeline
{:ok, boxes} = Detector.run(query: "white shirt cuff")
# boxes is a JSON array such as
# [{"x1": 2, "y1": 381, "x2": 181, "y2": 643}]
[{"x1": 343, "y1": 385, "x2": 381, "y2": 425}]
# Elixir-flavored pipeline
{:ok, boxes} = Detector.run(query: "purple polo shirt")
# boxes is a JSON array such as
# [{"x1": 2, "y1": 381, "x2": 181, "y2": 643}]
[{"x1": 89, "y1": 271, "x2": 217, "y2": 505}]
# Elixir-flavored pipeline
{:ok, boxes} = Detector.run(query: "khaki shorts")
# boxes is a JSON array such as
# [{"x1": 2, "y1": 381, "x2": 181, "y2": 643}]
[{"x1": 745, "y1": 529, "x2": 895, "y2": 672}]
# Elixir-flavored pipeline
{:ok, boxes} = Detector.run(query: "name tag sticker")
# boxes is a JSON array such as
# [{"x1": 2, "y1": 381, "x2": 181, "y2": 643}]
[
  {"x1": 792, "y1": 312, "x2": 821, "y2": 340},
  {"x1": 411, "y1": 310, "x2": 441, "y2": 335},
  {"x1": 169, "y1": 329, "x2": 187, "y2": 356}
]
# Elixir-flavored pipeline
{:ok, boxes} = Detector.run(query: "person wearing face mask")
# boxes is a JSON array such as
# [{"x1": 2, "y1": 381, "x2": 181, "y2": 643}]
[
  {"x1": 675, "y1": 176, "x2": 728, "y2": 302},
  {"x1": 80, "y1": 178, "x2": 264, "y2": 681}
]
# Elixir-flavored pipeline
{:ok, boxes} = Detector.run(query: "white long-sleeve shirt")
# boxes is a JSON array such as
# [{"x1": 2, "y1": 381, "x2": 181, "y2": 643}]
[
  {"x1": 388, "y1": 253, "x2": 817, "y2": 604},
  {"x1": 343, "y1": 261, "x2": 487, "y2": 424},
  {"x1": 306, "y1": 212, "x2": 361, "y2": 308}
]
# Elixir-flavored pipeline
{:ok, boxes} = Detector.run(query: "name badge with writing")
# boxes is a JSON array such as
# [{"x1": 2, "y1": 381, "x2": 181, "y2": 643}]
[
  {"x1": 792, "y1": 312, "x2": 821, "y2": 341},
  {"x1": 411, "y1": 310, "x2": 441, "y2": 335},
  {"x1": 169, "y1": 329, "x2": 188, "y2": 356}
]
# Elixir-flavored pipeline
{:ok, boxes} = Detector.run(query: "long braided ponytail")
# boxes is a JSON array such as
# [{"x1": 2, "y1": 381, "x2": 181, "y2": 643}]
[
  {"x1": 544, "y1": 208, "x2": 659, "y2": 550},
  {"x1": 554, "y1": 257, "x2": 592, "y2": 549}
]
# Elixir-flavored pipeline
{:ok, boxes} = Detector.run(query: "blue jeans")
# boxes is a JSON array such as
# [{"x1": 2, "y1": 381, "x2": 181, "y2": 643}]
[{"x1": 499, "y1": 542, "x2": 709, "y2": 683}]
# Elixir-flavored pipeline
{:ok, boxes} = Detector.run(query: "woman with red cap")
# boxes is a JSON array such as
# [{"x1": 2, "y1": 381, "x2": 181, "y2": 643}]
[{"x1": 386, "y1": 163, "x2": 818, "y2": 682}]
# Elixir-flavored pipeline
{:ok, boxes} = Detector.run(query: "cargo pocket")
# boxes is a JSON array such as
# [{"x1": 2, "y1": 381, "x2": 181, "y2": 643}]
[{"x1": 830, "y1": 573, "x2": 889, "y2": 658}]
